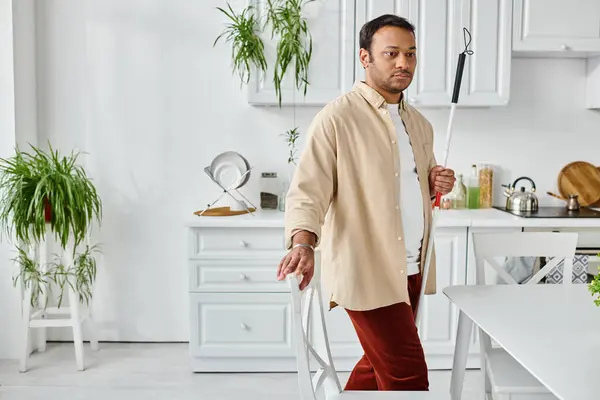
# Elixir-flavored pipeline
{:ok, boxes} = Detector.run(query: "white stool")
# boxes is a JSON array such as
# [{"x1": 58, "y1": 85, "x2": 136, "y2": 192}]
[
  {"x1": 19, "y1": 228, "x2": 98, "y2": 372},
  {"x1": 287, "y1": 251, "x2": 449, "y2": 399}
]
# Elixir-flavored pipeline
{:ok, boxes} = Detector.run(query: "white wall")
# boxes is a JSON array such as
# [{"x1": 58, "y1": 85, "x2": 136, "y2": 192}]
[
  {"x1": 0, "y1": 0, "x2": 22, "y2": 360},
  {"x1": 2, "y1": 0, "x2": 600, "y2": 351}
]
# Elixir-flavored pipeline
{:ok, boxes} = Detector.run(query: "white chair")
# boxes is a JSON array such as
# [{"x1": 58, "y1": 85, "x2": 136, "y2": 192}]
[
  {"x1": 287, "y1": 251, "x2": 449, "y2": 399},
  {"x1": 452, "y1": 232, "x2": 578, "y2": 400},
  {"x1": 20, "y1": 228, "x2": 98, "y2": 372}
]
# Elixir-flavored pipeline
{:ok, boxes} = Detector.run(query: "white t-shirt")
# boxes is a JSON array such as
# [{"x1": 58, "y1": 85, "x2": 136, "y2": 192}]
[{"x1": 388, "y1": 103, "x2": 424, "y2": 276}]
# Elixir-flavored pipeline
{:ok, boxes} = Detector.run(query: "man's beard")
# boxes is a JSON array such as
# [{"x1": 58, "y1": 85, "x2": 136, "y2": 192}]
[{"x1": 369, "y1": 61, "x2": 411, "y2": 93}]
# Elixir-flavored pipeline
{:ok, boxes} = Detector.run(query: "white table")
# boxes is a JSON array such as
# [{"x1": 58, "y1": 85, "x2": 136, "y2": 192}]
[{"x1": 443, "y1": 284, "x2": 600, "y2": 400}]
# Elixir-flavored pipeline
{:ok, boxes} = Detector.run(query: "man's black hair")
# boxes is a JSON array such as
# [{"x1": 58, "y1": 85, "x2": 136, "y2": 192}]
[{"x1": 359, "y1": 14, "x2": 416, "y2": 54}]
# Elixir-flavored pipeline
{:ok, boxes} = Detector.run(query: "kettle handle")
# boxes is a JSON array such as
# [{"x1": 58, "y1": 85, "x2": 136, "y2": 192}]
[{"x1": 512, "y1": 176, "x2": 536, "y2": 192}]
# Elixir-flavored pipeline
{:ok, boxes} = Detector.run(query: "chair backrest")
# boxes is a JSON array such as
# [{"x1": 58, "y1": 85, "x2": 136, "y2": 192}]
[
  {"x1": 472, "y1": 231, "x2": 578, "y2": 286},
  {"x1": 472, "y1": 231, "x2": 578, "y2": 355},
  {"x1": 288, "y1": 250, "x2": 343, "y2": 400}
]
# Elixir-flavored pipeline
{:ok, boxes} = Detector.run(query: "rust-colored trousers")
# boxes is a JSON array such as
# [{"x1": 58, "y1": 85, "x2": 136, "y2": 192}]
[{"x1": 344, "y1": 273, "x2": 428, "y2": 391}]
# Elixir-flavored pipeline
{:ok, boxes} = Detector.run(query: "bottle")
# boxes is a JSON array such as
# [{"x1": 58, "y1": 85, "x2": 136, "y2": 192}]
[
  {"x1": 478, "y1": 164, "x2": 494, "y2": 208},
  {"x1": 467, "y1": 165, "x2": 480, "y2": 209},
  {"x1": 452, "y1": 174, "x2": 467, "y2": 209}
]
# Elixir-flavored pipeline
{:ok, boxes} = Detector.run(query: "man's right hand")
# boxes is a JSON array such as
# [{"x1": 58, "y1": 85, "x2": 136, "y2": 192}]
[{"x1": 276, "y1": 232, "x2": 316, "y2": 291}]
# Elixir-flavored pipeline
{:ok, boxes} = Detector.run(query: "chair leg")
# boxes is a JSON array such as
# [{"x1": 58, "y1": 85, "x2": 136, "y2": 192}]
[
  {"x1": 20, "y1": 296, "x2": 31, "y2": 373},
  {"x1": 69, "y1": 287, "x2": 85, "y2": 371}
]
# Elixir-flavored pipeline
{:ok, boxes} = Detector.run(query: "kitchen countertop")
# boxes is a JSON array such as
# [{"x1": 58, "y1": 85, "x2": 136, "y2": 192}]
[{"x1": 187, "y1": 208, "x2": 600, "y2": 229}]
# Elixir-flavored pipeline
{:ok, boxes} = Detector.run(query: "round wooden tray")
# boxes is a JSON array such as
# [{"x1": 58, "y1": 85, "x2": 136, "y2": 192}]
[
  {"x1": 194, "y1": 206, "x2": 256, "y2": 217},
  {"x1": 557, "y1": 161, "x2": 600, "y2": 207}
]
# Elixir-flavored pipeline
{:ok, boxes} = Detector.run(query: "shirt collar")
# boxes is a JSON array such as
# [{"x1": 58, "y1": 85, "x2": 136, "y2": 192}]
[{"x1": 352, "y1": 80, "x2": 407, "y2": 111}]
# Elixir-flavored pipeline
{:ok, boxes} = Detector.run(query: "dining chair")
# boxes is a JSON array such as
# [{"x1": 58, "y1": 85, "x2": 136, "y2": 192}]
[
  {"x1": 454, "y1": 231, "x2": 579, "y2": 400},
  {"x1": 287, "y1": 250, "x2": 450, "y2": 399}
]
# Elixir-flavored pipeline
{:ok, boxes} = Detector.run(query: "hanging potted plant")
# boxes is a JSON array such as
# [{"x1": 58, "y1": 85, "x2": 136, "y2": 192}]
[
  {"x1": 213, "y1": 3, "x2": 268, "y2": 87},
  {"x1": 0, "y1": 142, "x2": 102, "y2": 307},
  {"x1": 214, "y1": 0, "x2": 314, "y2": 107}
]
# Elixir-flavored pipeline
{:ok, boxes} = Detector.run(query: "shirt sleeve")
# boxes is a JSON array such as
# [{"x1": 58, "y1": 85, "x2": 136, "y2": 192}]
[{"x1": 284, "y1": 111, "x2": 337, "y2": 250}]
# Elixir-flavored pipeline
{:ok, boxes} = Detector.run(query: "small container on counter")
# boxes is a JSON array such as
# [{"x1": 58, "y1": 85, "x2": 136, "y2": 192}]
[
  {"x1": 260, "y1": 172, "x2": 280, "y2": 209},
  {"x1": 467, "y1": 165, "x2": 480, "y2": 209},
  {"x1": 478, "y1": 164, "x2": 494, "y2": 208},
  {"x1": 452, "y1": 174, "x2": 467, "y2": 209}
]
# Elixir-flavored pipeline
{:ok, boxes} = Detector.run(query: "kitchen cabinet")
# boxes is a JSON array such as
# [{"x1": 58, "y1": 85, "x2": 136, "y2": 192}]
[
  {"x1": 187, "y1": 216, "x2": 476, "y2": 371},
  {"x1": 246, "y1": 0, "x2": 356, "y2": 106},
  {"x1": 513, "y1": 0, "x2": 600, "y2": 54},
  {"x1": 586, "y1": 56, "x2": 600, "y2": 109},
  {"x1": 354, "y1": 0, "x2": 512, "y2": 107},
  {"x1": 187, "y1": 224, "x2": 296, "y2": 372}
]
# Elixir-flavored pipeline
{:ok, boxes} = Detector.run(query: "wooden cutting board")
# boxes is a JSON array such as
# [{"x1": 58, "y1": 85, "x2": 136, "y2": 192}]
[
  {"x1": 596, "y1": 166, "x2": 600, "y2": 207},
  {"x1": 557, "y1": 161, "x2": 600, "y2": 206}
]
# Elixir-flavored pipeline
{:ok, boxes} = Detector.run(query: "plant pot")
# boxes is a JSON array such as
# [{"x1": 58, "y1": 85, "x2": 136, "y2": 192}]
[{"x1": 44, "y1": 199, "x2": 52, "y2": 223}]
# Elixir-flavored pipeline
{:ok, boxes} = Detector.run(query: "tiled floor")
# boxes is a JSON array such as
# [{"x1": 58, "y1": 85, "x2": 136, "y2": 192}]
[{"x1": 0, "y1": 343, "x2": 484, "y2": 399}]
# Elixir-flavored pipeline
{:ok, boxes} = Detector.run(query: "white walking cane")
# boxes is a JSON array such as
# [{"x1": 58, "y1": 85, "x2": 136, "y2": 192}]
[{"x1": 415, "y1": 28, "x2": 473, "y2": 328}]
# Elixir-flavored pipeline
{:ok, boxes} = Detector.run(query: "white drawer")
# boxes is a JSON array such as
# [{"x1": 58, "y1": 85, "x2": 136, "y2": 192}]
[
  {"x1": 189, "y1": 293, "x2": 293, "y2": 358},
  {"x1": 189, "y1": 258, "x2": 286, "y2": 292},
  {"x1": 190, "y1": 227, "x2": 285, "y2": 255}
]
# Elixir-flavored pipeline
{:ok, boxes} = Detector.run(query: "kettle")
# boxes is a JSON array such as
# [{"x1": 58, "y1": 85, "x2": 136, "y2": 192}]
[{"x1": 502, "y1": 177, "x2": 539, "y2": 212}]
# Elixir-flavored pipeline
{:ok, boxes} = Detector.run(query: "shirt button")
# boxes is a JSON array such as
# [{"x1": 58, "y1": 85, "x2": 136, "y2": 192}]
[
  {"x1": 398, "y1": 236, "x2": 402, "y2": 241},
  {"x1": 395, "y1": 172, "x2": 399, "y2": 177},
  {"x1": 400, "y1": 270, "x2": 405, "y2": 275},
  {"x1": 391, "y1": 140, "x2": 396, "y2": 144},
  {"x1": 396, "y1": 205, "x2": 399, "y2": 210}
]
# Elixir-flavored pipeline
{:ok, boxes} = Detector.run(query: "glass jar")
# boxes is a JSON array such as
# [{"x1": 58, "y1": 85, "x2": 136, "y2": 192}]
[
  {"x1": 452, "y1": 174, "x2": 467, "y2": 209},
  {"x1": 478, "y1": 164, "x2": 494, "y2": 208},
  {"x1": 467, "y1": 164, "x2": 480, "y2": 209},
  {"x1": 260, "y1": 172, "x2": 279, "y2": 209}
]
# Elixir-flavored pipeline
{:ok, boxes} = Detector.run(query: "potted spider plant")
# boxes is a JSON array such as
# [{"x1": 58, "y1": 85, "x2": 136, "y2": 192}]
[
  {"x1": 0, "y1": 142, "x2": 102, "y2": 308},
  {"x1": 215, "y1": 0, "x2": 313, "y2": 107}
]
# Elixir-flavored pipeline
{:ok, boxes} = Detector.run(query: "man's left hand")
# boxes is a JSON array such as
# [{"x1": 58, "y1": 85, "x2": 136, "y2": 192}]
[{"x1": 429, "y1": 166, "x2": 456, "y2": 195}]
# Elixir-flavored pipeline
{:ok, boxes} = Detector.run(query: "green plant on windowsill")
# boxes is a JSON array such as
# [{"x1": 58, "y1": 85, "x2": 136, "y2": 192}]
[
  {"x1": 0, "y1": 142, "x2": 102, "y2": 308},
  {"x1": 588, "y1": 259, "x2": 600, "y2": 306}
]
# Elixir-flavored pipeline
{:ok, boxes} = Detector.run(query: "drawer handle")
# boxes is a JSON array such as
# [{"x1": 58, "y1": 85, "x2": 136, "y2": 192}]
[
  {"x1": 239, "y1": 241, "x2": 248, "y2": 247},
  {"x1": 240, "y1": 323, "x2": 249, "y2": 330},
  {"x1": 239, "y1": 273, "x2": 248, "y2": 281}
]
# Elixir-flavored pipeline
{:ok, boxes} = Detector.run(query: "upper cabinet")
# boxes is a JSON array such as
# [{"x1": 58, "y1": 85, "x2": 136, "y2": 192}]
[
  {"x1": 513, "y1": 0, "x2": 600, "y2": 54},
  {"x1": 247, "y1": 0, "x2": 355, "y2": 106},
  {"x1": 355, "y1": 0, "x2": 512, "y2": 107}
]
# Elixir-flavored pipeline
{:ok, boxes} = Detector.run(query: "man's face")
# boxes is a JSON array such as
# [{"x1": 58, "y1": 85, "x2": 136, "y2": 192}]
[{"x1": 360, "y1": 26, "x2": 417, "y2": 94}]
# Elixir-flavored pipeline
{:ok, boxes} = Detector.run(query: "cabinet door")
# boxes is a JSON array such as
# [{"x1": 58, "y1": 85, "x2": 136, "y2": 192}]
[
  {"x1": 513, "y1": 0, "x2": 600, "y2": 53},
  {"x1": 454, "y1": 0, "x2": 512, "y2": 106},
  {"x1": 354, "y1": 0, "x2": 511, "y2": 107},
  {"x1": 247, "y1": 0, "x2": 355, "y2": 106}
]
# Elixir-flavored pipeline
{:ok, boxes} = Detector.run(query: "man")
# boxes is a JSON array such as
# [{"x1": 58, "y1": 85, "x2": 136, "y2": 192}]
[{"x1": 276, "y1": 14, "x2": 455, "y2": 391}]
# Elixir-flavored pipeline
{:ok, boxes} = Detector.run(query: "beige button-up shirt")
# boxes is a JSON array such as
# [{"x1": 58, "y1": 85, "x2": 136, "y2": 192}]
[{"x1": 285, "y1": 81, "x2": 438, "y2": 311}]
